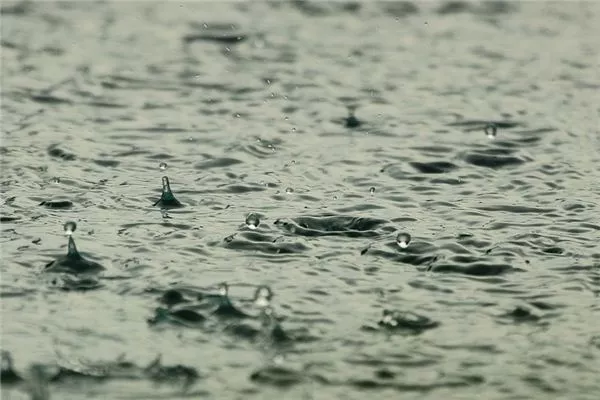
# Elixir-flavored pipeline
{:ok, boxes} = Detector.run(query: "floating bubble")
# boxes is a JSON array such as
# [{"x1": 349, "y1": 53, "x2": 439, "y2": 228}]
[
  {"x1": 245, "y1": 213, "x2": 260, "y2": 229},
  {"x1": 484, "y1": 123, "x2": 497, "y2": 139},
  {"x1": 369, "y1": 186, "x2": 375, "y2": 194},
  {"x1": 63, "y1": 221, "x2": 77, "y2": 235},
  {"x1": 159, "y1": 162, "x2": 167, "y2": 171},
  {"x1": 254, "y1": 285, "x2": 273, "y2": 308},
  {"x1": 396, "y1": 232, "x2": 411, "y2": 249}
]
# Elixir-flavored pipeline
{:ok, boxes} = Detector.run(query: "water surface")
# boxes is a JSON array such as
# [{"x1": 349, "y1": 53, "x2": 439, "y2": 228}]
[{"x1": 1, "y1": 1, "x2": 599, "y2": 399}]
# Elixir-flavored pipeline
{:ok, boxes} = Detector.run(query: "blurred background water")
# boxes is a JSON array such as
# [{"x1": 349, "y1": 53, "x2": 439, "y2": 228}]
[{"x1": 1, "y1": 1, "x2": 599, "y2": 399}]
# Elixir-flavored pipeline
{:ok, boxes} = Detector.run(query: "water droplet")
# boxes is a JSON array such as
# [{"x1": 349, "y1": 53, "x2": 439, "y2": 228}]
[
  {"x1": 51, "y1": 177, "x2": 60, "y2": 184},
  {"x1": 245, "y1": 213, "x2": 260, "y2": 229},
  {"x1": 291, "y1": 127, "x2": 297, "y2": 132},
  {"x1": 218, "y1": 282, "x2": 229, "y2": 297},
  {"x1": 254, "y1": 285, "x2": 273, "y2": 308},
  {"x1": 159, "y1": 162, "x2": 167, "y2": 171},
  {"x1": 485, "y1": 123, "x2": 497, "y2": 139},
  {"x1": 396, "y1": 232, "x2": 411, "y2": 249},
  {"x1": 369, "y1": 186, "x2": 375, "y2": 194},
  {"x1": 333, "y1": 195, "x2": 338, "y2": 200},
  {"x1": 285, "y1": 187, "x2": 294, "y2": 194},
  {"x1": 63, "y1": 221, "x2": 77, "y2": 235}
]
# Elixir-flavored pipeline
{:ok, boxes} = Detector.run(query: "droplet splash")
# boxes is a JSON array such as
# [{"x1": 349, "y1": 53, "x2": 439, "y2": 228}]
[
  {"x1": 63, "y1": 221, "x2": 77, "y2": 236},
  {"x1": 380, "y1": 309, "x2": 398, "y2": 327},
  {"x1": 484, "y1": 123, "x2": 497, "y2": 139},
  {"x1": 396, "y1": 232, "x2": 411, "y2": 249},
  {"x1": 159, "y1": 162, "x2": 167, "y2": 171},
  {"x1": 245, "y1": 213, "x2": 260, "y2": 229},
  {"x1": 254, "y1": 285, "x2": 273, "y2": 308}
]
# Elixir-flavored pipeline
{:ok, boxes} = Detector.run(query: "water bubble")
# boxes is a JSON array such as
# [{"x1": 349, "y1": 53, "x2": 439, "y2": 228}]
[
  {"x1": 285, "y1": 187, "x2": 294, "y2": 194},
  {"x1": 369, "y1": 186, "x2": 375, "y2": 194},
  {"x1": 63, "y1": 221, "x2": 77, "y2": 235},
  {"x1": 484, "y1": 123, "x2": 497, "y2": 139},
  {"x1": 254, "y1": 285, "x2": 273, "y2": 308},
  {"x1": 396, "y1": 232, "x2": 411, "y2": 249},
  {"x1": 159, "y1": 162, "x2": 167, "y2": 171},
  {"x1": 245, "y1": 213, "x2": 260, "y2": 229}
]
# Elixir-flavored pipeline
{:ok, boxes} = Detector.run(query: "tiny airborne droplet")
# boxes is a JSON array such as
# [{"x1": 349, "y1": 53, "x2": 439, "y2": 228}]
[
  {"x1": 245, "y1": 213, "x2": 260, "y2": 230},
  {"x1": 159, "y1": 162, "x2": 167, "y2": 171},
  {"x1": 63, "y1": 221, "x2": 77, "y2": 235},
  {"x1": 396, "y1": 232, "x2": 411, "y2": 249},
  {"x1": 484, "y1": 123, "x2": 497, "y2": 139}
]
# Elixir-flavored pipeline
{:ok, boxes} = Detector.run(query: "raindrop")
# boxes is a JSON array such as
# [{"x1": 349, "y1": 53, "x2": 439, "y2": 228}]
[
  {"x1": 285, "y1": 187, "x2": 294, "y2": 194},
  {"x1": 396, "y1": 232, "x2": 411, "y2": 249},
  {"x1": 159, "y1": 162, "x2": 167, "y2": 171},
  {"x1": 63, "y1": 221, "x2": 77, "y2": 235},
  {"x1": 218, "y1": 282, "x2": 229, "y2": 297},
  {"x1": 254, "y1": 285, "x2": 273, "y2": 308},
  {"x1": 485, "y1": 123, "x2": 497, "y2": 139},
  {"x1": 245, "y1": 213, "x2": 260, "y2": 229},
  {"x1": 369, "y1": 186, "x2": 375, "y2": 194}
]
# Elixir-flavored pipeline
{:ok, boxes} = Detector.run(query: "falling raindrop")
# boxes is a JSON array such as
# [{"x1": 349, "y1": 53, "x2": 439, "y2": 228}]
[
  {"x1": 159, "y1": 162, "x2": 167, "y2": 171},
  {"x1": 396, "y1": 232, "x2": 411, "y2": 249},
  {"x1": 285, "y1": 187, "x2": 294, "y2": 194},
  {"x1": 369, "y1": 186, "x2": 375, "y2": 194},
  {"x1": 485, "y1": 123, "x2": 497, "y2": 139},
  {"x1": 63, "y1": 221, "x2": 77, "y2": 236},
  {"x1": 245, "y1": 213, "x2": 260, "y2": 229}
]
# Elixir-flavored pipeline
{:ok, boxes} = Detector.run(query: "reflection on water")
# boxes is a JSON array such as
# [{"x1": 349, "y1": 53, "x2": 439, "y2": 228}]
[{"x1": 1, "y1": 1, "x2": 599, "y2": 399}]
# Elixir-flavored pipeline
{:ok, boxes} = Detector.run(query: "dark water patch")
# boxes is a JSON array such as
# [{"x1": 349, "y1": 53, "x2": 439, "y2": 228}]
[
  {"x1": 250, "y1": 364, "x2": 326, "y2": 387},
  {"x1": 183, "y1": 33, "x2": 247, "y2": 45},
  {"x1": 429, "y1": 262, "x2": 517, "y2": 276},
  {"x1": 0, "y1": 216, "x2": 21, "y2": 222},
  {"x1": 30, "y1": 94, "x2": 72, "y2": 105},
  {"x1": 497, "y1": 305, "x2": 544, "y2": 325},
  {"x1": 93, "y1": 159, "x2": 120, "y2": 168},
  {"x1": 475, "y1": 205, "x2": 553, "y2": 214},
  {"x1": 375, "y1": 309, "x2": 440, "y2": 334},
  {"x1": 47, "y1": 275, "x2": 103, "y2": 291},
  {"x1": 448, "y1": 119, "x2": 522, "y2": 130},
  {"x1": 215, "y1": 184, "x2": 267, "y2": 194},
  {"x1": 437, "y1": 1, "x2": 472, "y2": 15},
  {"x1": 290, "y1": 0, "x2": 361, "y2": 16},
  {"x1": 195, "y1": 157, "x2": 243, "y2": 169},
  {"x1": 410, "y1": 161, "x2": 458, "y2": 174},
  {"x1": 380, "y1": 1, "x2": 419, "y2": 17},
  {"x1": 274, "y1": 215, "x2": 387, "y2": 238},
  {"x1": 221, "y1": 234, "x2": 309, "y2": 255},
  {"x1": 47, "y1": 145, "x2": 76, "y2": 161},
  {"x1": 39, "y1": 200, "x2": 73, "y2": 209},
  {"x1": 464, "y1": 152, "x2": 526, "y2": 169}
]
